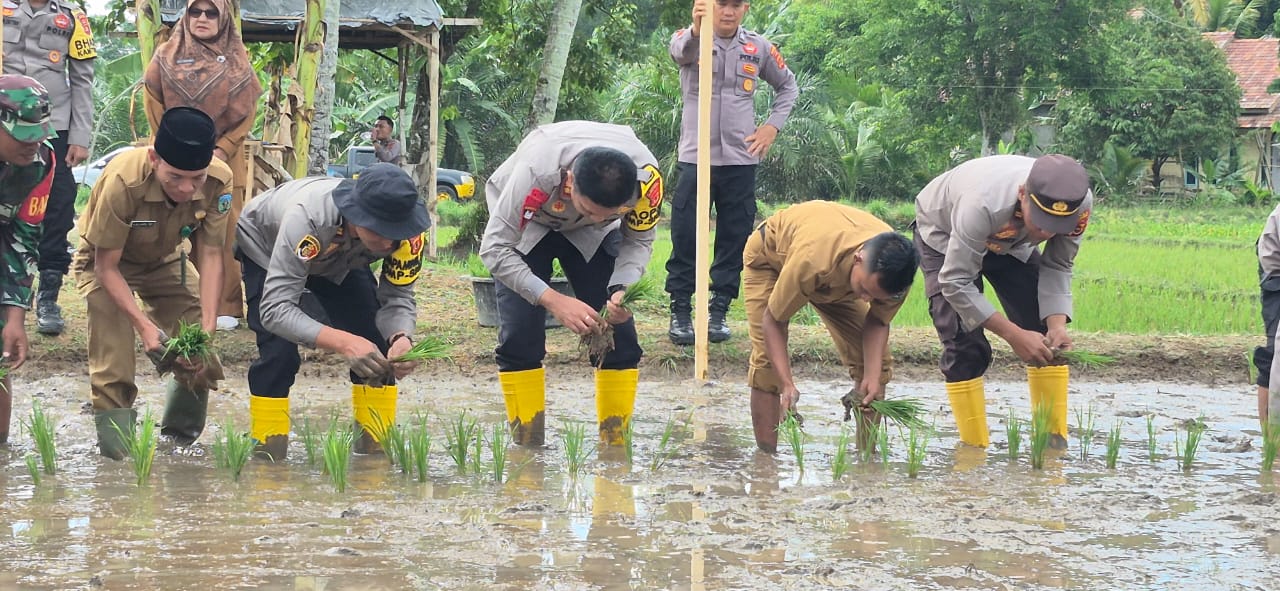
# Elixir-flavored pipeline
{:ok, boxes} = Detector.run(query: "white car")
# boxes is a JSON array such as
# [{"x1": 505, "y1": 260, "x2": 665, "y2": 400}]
[{"x1": 70, "y1": 146, "x2": 134, "y2": 188}]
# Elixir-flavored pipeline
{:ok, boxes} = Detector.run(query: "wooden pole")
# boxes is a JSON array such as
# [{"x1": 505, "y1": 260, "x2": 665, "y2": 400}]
[
  {"x1": 694, "y1": 0, "x2": 713, "y2": 381},
  {"x1": 291, "y1": 0, "x2": 325, "y2": 179},
  {"x1": 427, "y1": 27, "x2": 440, "y2": 257}
]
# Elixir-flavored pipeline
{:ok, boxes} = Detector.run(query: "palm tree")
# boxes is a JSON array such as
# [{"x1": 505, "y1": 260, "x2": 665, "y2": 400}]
[{"x1": 1187, "y1": 0, "x2": 1265, "y2": 36}]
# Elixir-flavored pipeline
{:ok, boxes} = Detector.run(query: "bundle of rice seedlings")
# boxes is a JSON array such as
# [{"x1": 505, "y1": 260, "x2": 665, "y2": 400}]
[
  {"x1": 831, "y1": 426, "x2": 853, "y2": 481},
  {"x1": 299, "y1": 417, "x2": 322, "y2": 468},
  {"x1": 164, "y1": 321, "x2": 213, "y2": 364},
  {"x1": 408, "y1": 416, "x2": 432, "y2": 482},
  {"x1": 1006, "y1": 410, "x2": 1022, "y2": 461},
  {"x1": 650, "y1": 417, "x2": 679, "y2": 471},
  {"x1": 1105, "y1": 421, "x2": 1123, "y2": 469},
  {"x1": 561, "y1": 420, "x2": 594, "y2": 477},
  {"x1": 115, "y1": 408, "x2": 158, "y2": 486},
  {"x1": 1053, "y1": 349, "x2": 1115, "y2": 370},
  {"x1": 26, "y1": 400, "x2": 56, "y2": 475},
  {"x1": 322, "y1": 420, "x2": 355, "y2": 492},
  {"x1": 468, "y1": 425, "x2": 485, "y2": 475},
  {"x1": 25, "y1": 454, "x2": 40, "y2": 485},
  {"x1": 582, "y1": 274, "x2": 657, "y2": 365},
  {"x1": 877, "y1": 424, "x2": 891, "y2": 466},
  {"x1": 869, "y1": 398, "x2": 927, "y2": 430},
  {"x1": 1177, "y1": 418, "x2": 1207, "y2": 472},
  {"x1": 489, "y1": 423, "x2": 510, "y2": 484},
  {"x1": 904, "y1": 423, "x2": 933, "y2": 478},
  {"x1": 445, "y1": 411, "x2": 478, "y2": 471},
  {"x1": 1076, "y1": 404, "x2": 1097, "y2": 461},
  {"x1": 210, "y1": 419, "x2": 254, "y2": 482},
  {"x1": 1262, "y1": 422, "x2": 1279, "y2": 472},
  {"x1": 390, "y1": 336, "x2": 453, "y2": 363},
  {"x1": 1029, "y1": 402, "x2": 1052, "y2": 470},
  {"x1": 777, "y1": 412, "x2": 805, "y2": 472}
]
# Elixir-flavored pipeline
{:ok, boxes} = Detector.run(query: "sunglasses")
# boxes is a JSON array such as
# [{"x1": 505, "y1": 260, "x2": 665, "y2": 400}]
[{"x1": 187, "y1": 7, "x2": 220, "y2": 19}]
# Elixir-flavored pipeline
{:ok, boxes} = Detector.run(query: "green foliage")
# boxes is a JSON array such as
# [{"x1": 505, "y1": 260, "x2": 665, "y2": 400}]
[
  {"x1": 1006, "y1": 410, "x2": 1022, "y2": 462},
  {"x1": 651, "y1": 416, "x2": 680, "y2": 471},
  {"x1": 407, "y1": 413, "x2": 432, "y2": 483},
  {"x1": 164, "y1": 321, "x2": 213, "y2": 363},
  {"x1": 445, "y1": 411, "x2": 479, "y2": 471},
  {"x1": 1263, "y1": 421, "x2": 1279, "y2": 472},
  {"x1": 1076, "y1": 404, "x2": 1098, "y2": 461},
  {"x1": 391, "y1": 337, "x2": 453, "y2": 363},
  {"x1": 1105, "y1": 421, "x2": 1123, "y2": 469},
  {"x1": 25, "y1": 401, "x2": 56, "y2": 476},
  {"x1": 904, "y1": 423, "x2": 932, "y2": 478},
  {"x1": 1176, "y1": 418, "x2": 1208, "y2": 471},
  {"x1": 211, "y1": 419, "x2": 255, "y2": 482},
  {"x1": 831, "y1": 425, "x2": 853, "y2": 481},
  {"x1": 25, "y1": 454, "x2": 41, "y2": 486},
  {"x1": 1187, "y1": 0, "x2": 1266, "y2": 36},
  {"x1": 322, "y1": 419, "x2": 356, "y2": 492},
  {"x1": 1147, "y1": 414, "x2": 1159, "y2": 462},
  {"x1": 1088, "y1": 142, "x2": 1150, "y2": 201},
  {"x1": 560, "y1": 420, "x2": 593, "y2": 477},
  {"x1": 115, "y1": 408, "x2": 158, "y2": 487},
  {"x1": 870, "y1": 398, "x2": 927, "y2": 430},
  {"x1": 1029, "y1": 403, "x2": 1052, "y2": 470},
  {"x1": 778, "y1": 412, "x2": 806, "y2": 472}
]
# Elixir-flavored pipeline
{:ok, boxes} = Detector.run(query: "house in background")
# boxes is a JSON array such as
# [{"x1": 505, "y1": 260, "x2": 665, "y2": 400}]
[{"x1": 1166, "y1": 32, "x2": 1280, "y2": 191}]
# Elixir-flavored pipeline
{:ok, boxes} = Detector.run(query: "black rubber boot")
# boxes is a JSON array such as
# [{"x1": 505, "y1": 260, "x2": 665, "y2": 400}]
[
  {"x1": 95, "y1": 408, "x2": 138, "y2": 460},
  {"x1": 160, "y1": 378, "x2": 209, "y2": 446},
  {"x1": 36, "y1": 270, "x2": 64, "y2": 336},
  {"x1": 254, "y1": 434, "x2": 289, "y2": 462},
  {"x1": 709, "y1": 294, "x2": 732, "y2": 343},
  {"x1": 668, "y1": 298, "x2": 694, "y2": 346}
]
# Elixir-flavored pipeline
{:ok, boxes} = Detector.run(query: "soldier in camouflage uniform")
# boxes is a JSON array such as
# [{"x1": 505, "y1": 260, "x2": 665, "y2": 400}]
[{"x1": 0, "y1": 75, "x2": 57, "y2": 444}]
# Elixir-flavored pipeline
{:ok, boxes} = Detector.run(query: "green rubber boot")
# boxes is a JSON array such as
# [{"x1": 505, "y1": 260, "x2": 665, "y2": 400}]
[
  {"x1": 160, "y1": 378, "x2": 209, "y2": 446},
  {"x1": 95, "y1": 408, "x2": 138, "y2": 460}
]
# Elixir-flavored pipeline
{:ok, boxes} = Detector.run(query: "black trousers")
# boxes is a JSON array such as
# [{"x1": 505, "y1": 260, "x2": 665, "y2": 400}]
[
  {"x1": 1253, "y1": 267, "x2": 1280, "y2": 388},
  {"x1": 241, "y1": 254, "x2": 391, "y2": 398},
  {"x1": 915, "y1": 230, "x2": 1047, "y2": 383},
  {"x1": 495, "y1": 230, "x2": 641, "y2": 372},
  {"x1": 38, "y1": 131, "x2": 76, "y2": 275},
  {"x1": 664, "y1": 162, "x2": 757, "y2": 301}
]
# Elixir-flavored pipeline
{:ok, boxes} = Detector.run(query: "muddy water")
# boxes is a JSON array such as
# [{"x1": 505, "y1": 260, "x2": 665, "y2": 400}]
[{"x1": 2, "y1": 372, "x2": 1279, "y2": 590}]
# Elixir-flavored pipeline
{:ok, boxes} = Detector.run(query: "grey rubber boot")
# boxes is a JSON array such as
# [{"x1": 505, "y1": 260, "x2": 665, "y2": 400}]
[
  {"x1": 253, "y1": 434, "x2": 289, "y2": 462},
  {"x1": 160, "y1": 378, "x2": 209, "y2": 446},
  {"x1": 36, "y1": 270, "x2": 65, "y2": 336},
  {"x1": 95, "y1": 408, "x2": 138, "y2": 460}
]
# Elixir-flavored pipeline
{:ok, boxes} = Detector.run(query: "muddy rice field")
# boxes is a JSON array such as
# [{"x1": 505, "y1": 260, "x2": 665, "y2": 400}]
[{"x1": 2, "y1": 369, "x2": 1279, "y2": 590}]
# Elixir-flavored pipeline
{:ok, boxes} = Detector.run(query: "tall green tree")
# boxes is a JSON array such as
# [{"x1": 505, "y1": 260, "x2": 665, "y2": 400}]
[
  {"x1": 1055, "y1": 9, "x2": 1242, "y2": 188},
  {"x1": 1186, "y1": 0, "x2": 1266, "y2": 36},
  {"x1": 526, "y1": 0, "x2": 585, "y2": 132}
]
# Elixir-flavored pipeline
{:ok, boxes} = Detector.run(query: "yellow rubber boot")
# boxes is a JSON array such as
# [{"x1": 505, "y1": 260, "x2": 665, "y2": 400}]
[
  {"x1": 250, "y1": 395, "x2": 290, "y2": 461},
  {"x1": 946, "y1": 377, "x2": 989, "y2": 447},
  {"x1": 595, "y1": 368, "x2": 639, "y2": 446},
  {"x1": 354, "y1": 384, "x2": 398, "y2": 454},
  {"x1": 1027, "y1": 365, "x2": 1069, "y2": 445},
  {"x1": 500, "y1": 368, "x2": 546, "y2": 446}
]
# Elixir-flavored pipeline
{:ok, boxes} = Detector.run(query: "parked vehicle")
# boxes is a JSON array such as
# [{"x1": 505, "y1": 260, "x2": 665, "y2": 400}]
[
  {"x1": 327, "y1": 146, "x2": 476, "y2": 202},
  {"x1": 70, "y1": 146, "x2": 135, "y2": 189}
]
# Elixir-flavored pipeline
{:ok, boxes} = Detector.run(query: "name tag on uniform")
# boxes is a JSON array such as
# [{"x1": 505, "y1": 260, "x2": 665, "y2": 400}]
[{"x1": 131, "y1": 220, "x2": 157, "y2": 228}]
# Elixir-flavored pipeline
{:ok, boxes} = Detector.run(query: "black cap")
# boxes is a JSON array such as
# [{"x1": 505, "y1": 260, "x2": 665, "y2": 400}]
[
  {"x1": 154, "y1": 107, "x2": 216, "y2": 171},
  {"x1": 331, "y1": 163, "x2": 430, "y2": 240},
  {"x1": 1025, "y1": 154, "x2": 1090, "y2": 235}
]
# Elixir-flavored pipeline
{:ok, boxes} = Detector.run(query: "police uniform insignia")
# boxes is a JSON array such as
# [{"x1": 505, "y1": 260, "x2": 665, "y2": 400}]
[
  {"x1": 743, "y1": 42, "x2": 758, "y2": 55},
  {"x1": 2, "y1": 8, "x2": 13, "y2": 17},
  {"x1": 986, "y1": 241, "x2": 1004, "y2": 254},
  {"x1": 69, "y1": 11, "x2": 96, "y2": 60},
  {"x1": 1068, "y1": 209, "x2": 1090, "y2": 237},
  {"x1": 383, "y1": 233, "x2": 425, "y2": 286},
  {"x1": 521, "y1": 188, "x2": 551, "y2": 229},
  {"x1": 991, "y1": 222, "x2": 1018, "y2": 240},
  {"x1": 1052, "y1": 200, "x2": 1068, "y2": 212},
  {"x1": 625, "y1": 164, "x2": 663, "y2": 232},
  {"x1": 295, "y1": 235, "x2": 321, "y2": 261},
  {"x1": 217, "y1": 193, "x2": 232, "y2": 213},
  {"x1": 769, "y1": 45, "x2": 787, "y2": 70},
  {"x1": 53, "y1": 13, "x2": 69, "y2": 28},
  {"x1": 742, "y1": 78, "x2": 754, "y2": 92},
  {"x1": 48, "y1": 51, "x2": 61, "y2": 64},
  {"x1": 742, "y1": 63, "x2": 757, "y2": 76},
  {"x1": 551, "y1": 199, "x2": 566, "y2": 213}
]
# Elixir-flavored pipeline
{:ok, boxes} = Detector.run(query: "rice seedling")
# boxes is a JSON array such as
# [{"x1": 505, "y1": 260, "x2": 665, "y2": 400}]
[
  {"x1": 407, "y1": 413, "x2": 432, "y2": 483},
  {"x1": 469, "y1": 424, "x2": 485, "y2": 475},
  {"x1": 390, "y1": 336, "x2": 452, "y2": 363},
  {"x1": 25, "y1": 400, "x2": 56, "y2": 475},
  {"x1": 831, "y1": 426, "x2": 854, "y2": 481},
  {"x1": 322, "y1": 420, "x2": 355, "y2": 492},
  {"x1": 650, "y1": 417, "x2": 679, "y2": 471},
  {"x1": 1006, "y1": 410, "x2": 1022, "y2": 461},
  {"x1": 1146, "y1": 414, "x2": 1158, "y2": 462},
  {"x1": 858, "y1": 417, "x2": 880, "y2": 463},
  {"x1": 25, "y1": 454, "x2": 40, "y2": 485},
  {"x1": 163, "y1": 321, "x2": 213, "y2": 363},
  {"x1": 622, "y1": 419, "x2": 635, "y2": 465},
  {"x1": 0, "y1": 365, "x2": 10, "y2": 390},
  {"x1": 777, "y1": 412, "x2": 805, "y2": 472},
  {"x1": 1075, "y1": 404, "x2": 1097, "y2": 461},
  {"x1": 444, "y1": 411, "x2": 478, "y2": 471},
  {"x1": 877, "y1": 422, "x2": 891, "y2": 466},
  {"x1": 489, "y1": 423, "x2": 510, "y2": 483},
  {"x1": 561, "y1": 420, "x2": 593, "y2": 477},
  {"x1": 869, "y1": 398, "x2": 927, "y2": 430},
  {"x1": 465, "y1": 253, "x2": 491, "y2": 278},
  {"x1": 299, "y1": 417, "x2": 322, "y2": 468},
  {"x1": 114, "y1": 408, "x2": 157, "y2": 486},
  {"x1": 904, "y1": 423, "x2": 933, "y2": 478},
  {"x1": 1263, "y1": 421, "x2": 1279, "y2": 472},
  {"x1": 1053, "y1": 349, "x2": 1115, "y2": 370},
  {"x1": 1105, "y1": 421, "x2": 1123, "y2": 469},
  {"x1": 1177, "y1": 418, "x2": 1207, "y2": 472},
  {"x1": 210, "y1": 419, "x2": 254, "y2": 482},
  {"x1": 582, "y1": 273, "x2": 658, "y2": 364},
  {"x1": 1029, "y1": 402, "x2": 1052, "y2": 470},
  {"x1": 368, "y1": 410, "x2": 409, "y2": 473}
]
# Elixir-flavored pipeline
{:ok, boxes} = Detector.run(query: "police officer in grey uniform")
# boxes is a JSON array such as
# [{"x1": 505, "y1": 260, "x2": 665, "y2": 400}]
[
  {"x1": 664, "y1": 0, "x2": 798, "y2": 346},
  {"x1": 235, "y1": 163, "x2": 430, "y2": 460},
  {"x1": 3, "y1": 0, "x2": 95, "y2": 336}
]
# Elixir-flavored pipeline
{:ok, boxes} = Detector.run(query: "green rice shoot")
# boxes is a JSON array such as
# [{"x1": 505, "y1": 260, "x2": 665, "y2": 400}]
[
  {"x1": 444, "y1": 411, "x2": 478, "y2": 471},
  {"x1": 651, "y1": 417, "x2": 679, "y2": 471},
  {"x1": 777, "y1": 412, "x2": 805, "y2": 472},
  {"x1": 163, "y1": 321, "x2": 213, "y2": 363},
  {"x1": 489, "y1": 422, "x2": 510, "y2": 483},
  {"x1": 407, "y1": 413, "x2": 432, "y2": 482},
  {"x1": 300, "y1": 417, "x2": 322, "y2": 468},
  {"x1": 1076, "y1": 404, "x2": 1097, "y2": 461},
  {"x1": 584, "y1": 274, "x2": 659, "y2": 364},
  {"x1": 622, "y1": 419, "x2": 635, "y2": 465},
  {"x1": 0, "y1": 365, "x2": 10, "y2": 391},
  {"x1": 25, "y1": 454, "x2": 40, "y2": 486},
  {"x1": 904, "y1": 423, "x2": 933, "y2": 478},
  {"x1": 114, "y1": 407, "x2": 157, "y2": 486},
  {"x1": 1262, "y1": 421, "x2": 1279, "y2": 472},
  {"x1": 465, "y1": 253, "x2": 490, "y2": 278},
  {"x1": 831, "y1": 425, "x2": 853, "y2": 481},
  {"x1": 1029, "y1": 402, "x2": 1052, "y2": 470},
  {"x1": 858, "y1": 418, "x2": 880, "y2": 464},
  {"x1": 390, "y1": 336, "x2": 453, "y2": 363},
  {"x1": 367, "y1": 410, "x2": 409, "y2": 473},
  {"x1": 1006, "y1": 410, "x2": 1022, "y2": 462},
  {"x1": 1146, "y1": 414, "x2": 1159, "y2": 462},
  {"x1": 322, "y1": 419, "x2": 355, "y2": 492},
  {"x1": 869, "y1": 398, "x2": 927, "y2": 430},
  {"x1": 210, "y1": 418, "x2": 254, "y2": 482},
  {"x1": 1054, "y1": 349, "x2": 1115, "y2": 369},
  {"x1": 561, "y1": 420, "x2": 593, "y2": 477},
  {"x1": 469, "y1": 423, "x2": 485, "y2": 475},
  {"x1": 1177, "y1": 418, "x2": 1207, "y2": 472},
  {"x1": 877, "y1": 422, "x2": 891, "y2": 466},
  {"x1": 26, "y1": 400, "x2": 56, "y2": 475},
  {"x1": 1105, "y1": 421, "x2": 1123, "y2": 469}
]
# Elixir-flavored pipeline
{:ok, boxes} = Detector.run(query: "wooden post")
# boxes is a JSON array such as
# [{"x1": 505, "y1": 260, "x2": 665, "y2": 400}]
[
  {"x1": 694, "y1": 0, "x2": 713, "y2": 381},
  {"x1": 135, "y1": 0, "x2": 163, "y2": 65},
  {"x1": 427, "y1": 26, "x2": 440, "y2": 257},
  {"x1": 397, "y1": 41, "x2": 408, "y2": 164},
  {"x1": 291, "y1": 0, "x2": 325, "y2": 179}
]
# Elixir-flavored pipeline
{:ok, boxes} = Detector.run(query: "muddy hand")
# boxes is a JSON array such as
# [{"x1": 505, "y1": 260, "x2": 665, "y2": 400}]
[
  {"x1": 347, "y1": 350, "x2": 391, "y2": 380},
  {"x1": 146, "y1": 329, "x2": 174, "y2": 374}
]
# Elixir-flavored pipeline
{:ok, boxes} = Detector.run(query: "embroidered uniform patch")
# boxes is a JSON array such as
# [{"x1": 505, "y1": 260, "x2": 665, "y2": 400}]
[
  {"x1": 383, "y1": 233, "x2": 425, "y2": 286},
  {"x1": 521, "y1": 188, "x2": 551, "y2": 229},
  {"x1": 295, "y1": 235, "x2": 321, "y2": 261},
  {"x1": 1068, "y1": 209, "x2": 1091, "y2": 237},
  {"x1": 69, "y1": 11, "x2": 97, "y2": 60},
  {"x1": 217, "y1": 193, "x2": 232, "y2": 213},
  {"x1": 625, "y1": 164, "x2": 664, "y2": 232}
]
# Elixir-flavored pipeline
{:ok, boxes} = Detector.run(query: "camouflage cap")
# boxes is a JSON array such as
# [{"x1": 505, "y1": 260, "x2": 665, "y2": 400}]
[{"x1": 0, "y1": 75, "x2": 54, "y2": 143}]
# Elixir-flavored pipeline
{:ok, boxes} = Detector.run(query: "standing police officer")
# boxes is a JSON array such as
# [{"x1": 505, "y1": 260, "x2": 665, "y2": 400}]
[
  {"x1": 664, "y1": 0, "x2": 797, "y2": 345},
  {"x1": 3, "y1": 0, "x2": 95, "y2": 336}
]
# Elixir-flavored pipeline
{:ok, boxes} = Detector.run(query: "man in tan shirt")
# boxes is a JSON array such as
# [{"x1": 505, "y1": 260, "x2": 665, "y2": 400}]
[
  {"x1": 743, "y1": 201, "x2": 918, "y2": 452},
  {"x1": 73, "y1": 107, "x2": 231, "y2": 458}
]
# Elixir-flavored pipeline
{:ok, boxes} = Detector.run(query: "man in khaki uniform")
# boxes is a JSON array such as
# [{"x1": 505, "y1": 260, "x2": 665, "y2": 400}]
[
  {"x1": 73, "y1": 107, "x2": 231, "y2": 458},
  {"x1": 743, "y1": 201, "x2": 918, "y2": 452}
]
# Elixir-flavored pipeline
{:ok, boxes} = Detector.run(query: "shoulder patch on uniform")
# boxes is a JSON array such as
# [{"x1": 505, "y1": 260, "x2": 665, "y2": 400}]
[
  {"x1": 769, "y1": 44, "x2": 787, "y2": 70},
  {"x1": 521, "y1": 188, "x2": 551, "y2": 229},
  {"x1": 217, "y1": 193, "x2": 232, "y2": 213},
  {"x1": 382, "y1": 233, "x2": 425, "y2": 286},
  {"x1": 1067, "y1": 209, "x2": 1090, "y2": 238},
  {"x1": 295, "y1": 234, "x2": 321, "y2": 261},
  {"x1": 743, "y1": 42, "x2": 758, "y2": 55},
  {"x1": 625, "y1": 164, "x2": 663, "y2": 232},
  {"x1": 69, "y1": 11, "x2": 97, "y2": 60}
]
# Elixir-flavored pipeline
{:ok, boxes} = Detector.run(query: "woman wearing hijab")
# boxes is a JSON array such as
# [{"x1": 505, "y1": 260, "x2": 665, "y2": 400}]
[{"x1": 144, "y1": 0, "x2": 263, "y2": 330}]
